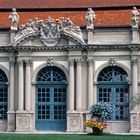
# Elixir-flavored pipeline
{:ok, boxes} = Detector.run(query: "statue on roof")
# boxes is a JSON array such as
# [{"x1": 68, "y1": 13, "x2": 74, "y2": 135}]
[
  {"x1": 9, "y1": 8, "x2": 19, "y2": 30},
  {"x1": 132, "y1": 7, "x2": 139, "y2": 29},
  {"x1": 86, "y1": 8, "x2": 96, "y2": 29}
]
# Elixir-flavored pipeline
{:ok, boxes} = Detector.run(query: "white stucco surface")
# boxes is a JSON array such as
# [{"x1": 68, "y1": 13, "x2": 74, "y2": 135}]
[
  {"x1": 0, "y1": 62, "x2": 9, "y2": 70},
  {"x1": 95, "y1": 61, "x2": 107, "y2": 71},
  {"x1": 33, "y1": 61, "x2": 46, "y2": 71}
]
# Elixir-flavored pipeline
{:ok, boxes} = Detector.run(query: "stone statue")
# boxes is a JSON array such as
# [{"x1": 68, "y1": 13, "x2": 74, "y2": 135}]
[
  {"x1": 86, "y1": 8, "x2": 96, "y2": 29},
  {"x1": 132, "y1": 7, "x2": 139, "y2": 29},
  {"x1": 9, "y1": 8, "x2": 19, "y2": 30}
]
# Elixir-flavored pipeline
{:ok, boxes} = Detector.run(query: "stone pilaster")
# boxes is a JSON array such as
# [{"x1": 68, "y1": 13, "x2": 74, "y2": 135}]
[
  {"x1": 7, "y1": 57, "x2": 15, "y2": 131},
  {"x1": 87, "y1": 58, "x2": 94, "y2": 108},
  {"x1": 68, "y1": 58, "x2": 75, "y2": 111},
  {"x1": 76, "y1": 58, "x2": 82, "y2": 110},
  {"x1": 130, "y1": 56, "x2": 140, "y2": 133},
  {"x1": 25, "y1": 58, "x2": 32, "y2": 111},
  {"x1": 17, "y1": 58, "x2": 24, "y2": 111},
  {"x1": 9, "y1": 57, "x2": 15, "y2": 111},
  {"x1": 16, "y1": 57, "x2": 33, "y2": 132},
  {"x1": 131, "y1": 56, "x2": 138, "y2": 110}
]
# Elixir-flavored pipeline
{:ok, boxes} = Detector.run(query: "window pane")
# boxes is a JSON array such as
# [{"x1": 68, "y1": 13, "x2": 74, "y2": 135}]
[{"x1": 97, "y1": 66, "x2": 129, "y2": 121}]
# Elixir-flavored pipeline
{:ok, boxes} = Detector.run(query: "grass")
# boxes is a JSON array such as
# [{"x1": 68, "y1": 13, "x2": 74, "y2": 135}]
[{"x1": 0, "y1": 134, "x2": 140, "y2": 140}]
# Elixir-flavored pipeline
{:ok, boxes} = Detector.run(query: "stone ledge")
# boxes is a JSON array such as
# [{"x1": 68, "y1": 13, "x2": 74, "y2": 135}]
[{"x1": 16, "y1": 110, "x2": 34, "y2": 114}]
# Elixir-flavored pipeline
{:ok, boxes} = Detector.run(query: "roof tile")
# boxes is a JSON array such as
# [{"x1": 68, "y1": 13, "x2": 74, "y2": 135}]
[
  {"x1": 0, "y1": 0, "x2": 139, "y2": 9},
  {"x1": 0, "y1": 10, "x2": 134, "y2": 29}
]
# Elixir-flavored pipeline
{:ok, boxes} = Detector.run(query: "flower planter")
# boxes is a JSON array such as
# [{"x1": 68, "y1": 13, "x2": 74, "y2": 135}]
[{"x1": 92, "y1": 127, "x2": 103, "y2": 135}]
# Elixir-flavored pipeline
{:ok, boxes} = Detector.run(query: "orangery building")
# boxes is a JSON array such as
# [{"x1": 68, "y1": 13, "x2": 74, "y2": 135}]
[{"x1": 0, "y1": 0, "x2": 140, "y2": 133}]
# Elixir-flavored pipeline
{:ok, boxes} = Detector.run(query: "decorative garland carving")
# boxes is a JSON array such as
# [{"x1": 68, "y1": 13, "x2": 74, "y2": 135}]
[
  {"x1": 70, "y1": 117, "x2": 79, "y2": 127},
  {"x1": 109, "y1": 57, "x2": 116, "y2": 66},
  {"x1": 46, "y1": 58, "x2": 53, "y2": 66},
  {"x1": 14, "y1": 17, "x2": 86, "y2": 46}
]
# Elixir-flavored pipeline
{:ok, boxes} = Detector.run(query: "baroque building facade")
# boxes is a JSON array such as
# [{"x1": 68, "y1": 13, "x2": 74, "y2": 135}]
[{"x1": 0, "y1": 1, "x2": 140, "y2": 133}]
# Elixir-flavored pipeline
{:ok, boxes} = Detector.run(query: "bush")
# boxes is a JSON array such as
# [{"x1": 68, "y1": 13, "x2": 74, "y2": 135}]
[{"x1": 89, "y1": 102, "x2": 113, "y2": 121}]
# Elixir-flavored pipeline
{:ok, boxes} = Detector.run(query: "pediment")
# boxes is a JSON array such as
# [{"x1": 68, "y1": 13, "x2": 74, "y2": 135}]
[
  {"x1": 14, "y1": 17, "x2": 86, "y2": 46},
  {"x1": 16, "y1": 35, "x2": 70, "y2": 46}
]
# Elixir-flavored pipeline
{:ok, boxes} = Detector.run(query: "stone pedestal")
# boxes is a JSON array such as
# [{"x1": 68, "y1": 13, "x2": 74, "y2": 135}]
[
  {"x1": 87, "y1": 29, "x2": 94, "y2": 44},
  {"x1": 7, "y1": 57, "x2": 15, "y2": 131},
  {"x1": 131, "y1": 29, "x2": 139, "y2": 43},
  {"x1": 67, "y1": 111, "x2": 85, "y2": 132},
  {"x1": 7, "y1": 111, "x2": 15, "y2": 131},
  {"x1": 0, "y1": 120, "x2": 7, "y2": 131},
  {"x1": 76, "y1": 59, "x2": 82, "y2": 110},
  {"x1": 131, "y1": 56, "x2": 138, "y2": 110},
  {"x1": 17, "y1": 59, "x2": 24, "y2": 111},
  {"x1": 10, "y1": 30, "x2": 16, "y2": 45},
  {"x1": 130, "y1": 111, "x2": 140, "y2": 133},
  {"x1": 87, "y1": 58, "x2": 94, "y2": 108},
  {"x1": 16, "y1": 111, "x2": 33, "y2": 132},
  {"x1": 25, "y1": 59, "x2": 32, "y2": 111}
]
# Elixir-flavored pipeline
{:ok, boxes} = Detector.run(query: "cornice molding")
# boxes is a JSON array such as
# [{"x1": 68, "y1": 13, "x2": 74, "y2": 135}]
[{"x1": 1, "y1": 44, "x2": 140, "y2": 52}]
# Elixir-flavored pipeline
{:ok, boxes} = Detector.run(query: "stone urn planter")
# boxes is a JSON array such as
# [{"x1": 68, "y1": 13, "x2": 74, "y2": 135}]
[{"x1": 91, "y1": 126, "x2": 103, "y2": 135}]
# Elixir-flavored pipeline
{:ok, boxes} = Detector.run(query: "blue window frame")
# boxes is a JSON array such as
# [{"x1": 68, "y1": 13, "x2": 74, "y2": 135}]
[
  {"x1": 36, "y1": 67, "x2": 67, "y2": 130},
  {"x1": 97, "y1": 66, "x2": 129, "y2": 120},
  {"x1": 0, "y1": 69, "x2": 8, "y2": 120}
]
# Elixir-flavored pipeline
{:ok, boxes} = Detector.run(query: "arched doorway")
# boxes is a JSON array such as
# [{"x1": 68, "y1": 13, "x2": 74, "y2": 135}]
[
  {"x1": 97, "y1": 66, "x2": 129, "y2": 120},
  {"x1": 35, "y1": 66, "x2": 67, "y2": 131},
  {"x1": 0, "y1": 69, "x2": 8, "y2": 121}
]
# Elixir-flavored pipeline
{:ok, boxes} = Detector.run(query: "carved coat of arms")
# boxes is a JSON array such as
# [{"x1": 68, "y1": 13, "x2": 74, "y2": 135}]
[
  {"x1": 40, "y1": 16, "x2": 60, "y2": 46},
  {"x1": 14, "y1": 16, "x2": 86, "y2": 46}
]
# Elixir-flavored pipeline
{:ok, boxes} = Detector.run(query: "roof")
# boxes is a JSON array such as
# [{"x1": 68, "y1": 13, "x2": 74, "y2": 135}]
[
  {"x1": 0, "y1": 0, "x2": 139, "y2": 29},
  {"x1": 0, "y1": 0, "x2": 139, "y2": 9},
  {"x1": 0, "y1": 10, "x2": 134, "y2": 29}
]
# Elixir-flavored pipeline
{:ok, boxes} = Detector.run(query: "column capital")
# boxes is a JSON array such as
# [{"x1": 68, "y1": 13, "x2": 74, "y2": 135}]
[
  {"x1": 9, "y1": 57, "x2": 15, "y2": 64},
  {"x1": 87, "y1": 58, "x2": 94, "y2": 67},
  {"x1": 17, "y1": 57, "x2": 32, "y2": 64},
  {"x1": 131, "y1": 56, "x2": 138, "y2": 63},
  {"x1": 24, "y1": 57, "x2": 32, "y2": 64},
  {"x1": 17, "y1": 57, "x2": 24, "y2": 64},
  {"x1": 75, "y1": 58, "x2": 83, "y2": 63},
  {"x1": 68, "y1": 58, "x2": 75, "y2": 65}
]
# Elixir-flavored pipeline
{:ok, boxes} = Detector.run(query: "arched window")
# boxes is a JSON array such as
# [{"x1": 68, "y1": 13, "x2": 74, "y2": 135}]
[
  {"x1": 36, "y1": 66, "x2": 67, "y2": 131},
  {"x1": 37, "y1": 66, "x2": 66, "y2": 83},
  {"x1": 97, "y1": 66, "x2": 129, "y2": 120},
  {"x1": 0, "y1": 69, "x2": 8, "y2": 120}
]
